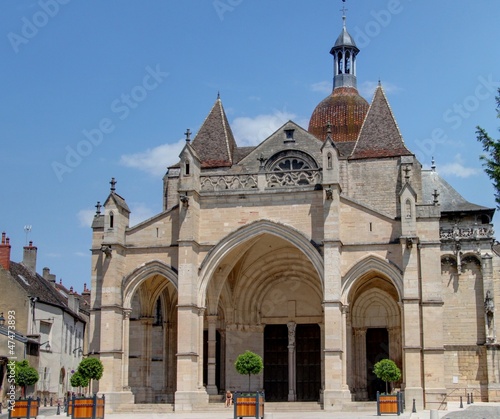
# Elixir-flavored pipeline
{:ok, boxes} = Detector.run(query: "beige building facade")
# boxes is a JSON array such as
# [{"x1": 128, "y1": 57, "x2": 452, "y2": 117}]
[{"x1": 89, "y1": 17, "x2": 499, "y2": 412}]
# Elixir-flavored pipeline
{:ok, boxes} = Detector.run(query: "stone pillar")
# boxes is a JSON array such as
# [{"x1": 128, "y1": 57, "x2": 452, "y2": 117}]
[
  {"x1": 122, "y1": 309, "x2": 132, "y2": 390},
  {"x1": 323, "y1": 301, "x2": 350, "y2": 410},
  {"x1": 206, "y1": 315, "x2": 218, "y2": 395},
  {"x1": 353, "y1": 328, "x2": 367, "y2": 400},
  {"x1": 287, "y1": 322, "x2": 296, "y2": 401},
  {"x1": 219, "y1": 330, "x2": 226, "y2": 392},
  {"x1": 198, "y1": 308, "x2": 205, "y2": 390}
]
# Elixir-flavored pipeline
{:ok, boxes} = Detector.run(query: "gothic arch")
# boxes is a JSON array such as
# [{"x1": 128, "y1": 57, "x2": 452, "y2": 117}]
[
  {"x1": 123, "y1": 260, "x2": 178, "y2": 309},
  {"x1": 198, "y1": 219, "x2": 324, "y2": 306},
  {"x1": 342, "y1": 255, "x2": 403, "y2": 303}
]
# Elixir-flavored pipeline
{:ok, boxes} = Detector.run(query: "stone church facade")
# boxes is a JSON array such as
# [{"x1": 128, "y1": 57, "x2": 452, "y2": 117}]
[{"x1": 89, "y1": 16, "x2": 499, "y2": 412}]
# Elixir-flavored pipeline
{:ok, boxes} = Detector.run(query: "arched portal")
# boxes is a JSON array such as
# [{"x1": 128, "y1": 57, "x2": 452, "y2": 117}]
[
  {"x1": 344, "y1": 257, "x2": 403, "y2": 401},
  {"x1": 200, "y1": 222, "x2": 324, "y2": 402},
  {"x1": 123, "y1": 262, "x2": 178, "y2": 403}
]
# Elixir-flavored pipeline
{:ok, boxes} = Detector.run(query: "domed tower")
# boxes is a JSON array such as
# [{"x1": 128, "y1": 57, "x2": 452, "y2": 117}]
[{"x1": 308, "y1": 13, "x2": 369, "y2": 142}]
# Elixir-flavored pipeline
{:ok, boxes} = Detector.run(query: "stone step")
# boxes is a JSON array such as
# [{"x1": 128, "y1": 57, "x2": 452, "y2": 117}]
[
  {"x1": 265, "y1": 402, "x2": 323, "y2": 411},
  {"x1": 112, "y1": 403, "x2": 174, "y2": 413},
  {"x1": 341, "y1": 401, "x2": 378, "y2": 412}
]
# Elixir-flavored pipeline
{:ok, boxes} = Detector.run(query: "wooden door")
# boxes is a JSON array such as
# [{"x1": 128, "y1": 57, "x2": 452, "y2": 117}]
[
  {"x1": 264, "y1": 325, "x2": 288, "y2": 401},
  {"x1": 296, "y1": 324, "x2": 321, "y2": 401}
]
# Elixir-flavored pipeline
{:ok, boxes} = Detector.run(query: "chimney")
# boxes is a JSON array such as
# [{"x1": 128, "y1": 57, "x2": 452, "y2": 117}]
[
  {"x1": 0, "y1": 232, "x2": 11, "y2": 271},
  {"x1": 67, "y1": 288, "x2": 80, "y2": 314},
  {"x1": 23, "y1": 241, "x2": 37, "y2": 273},
  {"x1": 43, "y1": 267, "x2": 57, "y2": 286}
]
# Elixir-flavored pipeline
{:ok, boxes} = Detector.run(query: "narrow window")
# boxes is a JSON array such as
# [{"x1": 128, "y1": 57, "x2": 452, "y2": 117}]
[
  {"x1": 327, "y1": 153, "x2": 333, "y2": 169},
  {"x1": 405, "y1": 199, "x2": 412, "y2": 219},
  {"x1": 109, "y1": 211, "x2": 114, "y2": 228},
  {"x1": 284, "y1": 129, "x2": 295, "y2": 142},
  {"x1": 185, "y1": 161, "x2": 190, "y2": 176},
  {"x1": 369, "y1": 222, "x2": 373, "y2": 232}
]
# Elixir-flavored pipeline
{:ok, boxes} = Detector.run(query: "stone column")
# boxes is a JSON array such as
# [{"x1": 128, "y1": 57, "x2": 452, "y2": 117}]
[
  {"x1": 219, "y1": 330, "x2": 226, "y2": 392},
  {"x1": 198, "y1": 308, "x2": 205, "y2": 390},
  {"x1": 122, "y1": 309, "x2": 132, "y2": 390},
  {"x1": 142, "y1": 316, "x2": 154, "y2": 402},
  {"x1": 353, "y1": 328, "x2": 367, "y2": 400},
  {"x1": 287, "y1": 322, "x2": 296, "y2": 401},
  {"x1": 206, "y1": 315, "x2": 218, "y2": 395}
]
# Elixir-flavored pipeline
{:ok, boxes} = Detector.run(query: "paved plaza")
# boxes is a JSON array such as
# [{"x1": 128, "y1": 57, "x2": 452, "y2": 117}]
[{"x1": 2, "y1": 402, "x2": 500, "y2": 419}]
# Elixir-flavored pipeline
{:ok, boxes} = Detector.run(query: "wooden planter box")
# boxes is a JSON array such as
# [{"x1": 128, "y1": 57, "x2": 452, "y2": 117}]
[
  {"x1": 8, "y1": 397, "x2": 40, "y2": 419},
  {"x1": 233, "y1": 392, "x2": 264, "y2": 419},
  {"x1": 68, "y1": 394, "x2": 105, "y2": 419},
  {"x1": 377, "y1": 391, "x2": 402, "y2": 416}
]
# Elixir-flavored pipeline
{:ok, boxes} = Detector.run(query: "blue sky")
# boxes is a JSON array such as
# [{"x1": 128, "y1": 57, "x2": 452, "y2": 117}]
[{"x1": 1, "y1": 0, "x2": 499, "y2": 293}]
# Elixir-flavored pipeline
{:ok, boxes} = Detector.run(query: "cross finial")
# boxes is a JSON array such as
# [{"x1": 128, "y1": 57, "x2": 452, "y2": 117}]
[
  {"x1": 95, "y1": 201, "x2": 101, "y2": 216},
  {"x1": 185, "y1": 128, "x2": 191, "y2": 143},
  {"x1": 403, "y1": 165, "x2": 411, "y2": 183},
  {"x1": 257, "y1": 153, "x2": 266, "y2": 168},
  {"x1": 326, "y1": 121, "x2": 332, "y2": 134},
  {"x1": 110, "y1": 177, "x2": 117, "y2": 192},
  {"x1": 340, "y1": 0, "x2": 348, "y2": 24},
  {"x1": 431, "y1": 156, "x2": 436, "y2": 172},
  {"x1": 433, "y1": 189, "x2": 440, "y2": 205}
]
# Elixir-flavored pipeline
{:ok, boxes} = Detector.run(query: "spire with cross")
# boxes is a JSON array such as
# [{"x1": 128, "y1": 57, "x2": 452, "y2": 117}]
[
  {"x1": 110, "y1": 177, "x2": 117, "y2": 193},
  {"x1": 185, "y1": 128, "x2": 191, "y2": 143},
  {"x1": 340, "y1": 0, "x2": 348, "y2": 25},
  {"x1": 95, "y1": 201, "x2": 101, "y2": 216}
]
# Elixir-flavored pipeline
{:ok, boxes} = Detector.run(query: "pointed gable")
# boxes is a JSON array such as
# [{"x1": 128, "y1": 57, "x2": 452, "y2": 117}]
[
  {"x1": 191, "y1": 97, "x2": 237, "y2": 168},
  {"x1": 349, "y1": 85, "x2": 412, "y2": 160}
]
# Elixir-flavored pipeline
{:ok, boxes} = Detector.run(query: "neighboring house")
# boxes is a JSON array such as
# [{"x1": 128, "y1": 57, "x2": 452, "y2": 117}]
[
  {"x1": 88, "y1": 15, "x2": 497, "y2": 413},
  {"x1": 0, "y1": 233, "x2": 89, "y2": 402}
]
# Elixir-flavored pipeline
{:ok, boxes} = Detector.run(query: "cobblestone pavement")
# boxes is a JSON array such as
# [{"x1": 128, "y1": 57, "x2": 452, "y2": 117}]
[{"x1": 2, "y1": 403, "x2": 500, "y2": 419}]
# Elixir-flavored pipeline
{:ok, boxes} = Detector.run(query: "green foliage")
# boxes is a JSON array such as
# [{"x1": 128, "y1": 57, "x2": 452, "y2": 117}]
[
  {"x1": 14, "y1": 360, "x2": 39, "y2": 395},
  {"x1": 476, "y1": 88, "x2": 500, "y2": 209},
  {"x1": 70, "y1": 371, "x2": 89, "y2": 388},
  {"x1": 234, "y1": 351, "x2": 263, "y2": 390},
  {"x1": 77, "y1": 357, "x2": 104, "y2": 381},
  {"x1": 373, "y1": 359, "x2": 401, "y2": 394}
]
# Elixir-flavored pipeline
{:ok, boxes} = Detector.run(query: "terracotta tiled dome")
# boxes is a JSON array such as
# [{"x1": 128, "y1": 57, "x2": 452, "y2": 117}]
[{"x1": 308, "y1": 87, "x2": 369, "y2": 142}]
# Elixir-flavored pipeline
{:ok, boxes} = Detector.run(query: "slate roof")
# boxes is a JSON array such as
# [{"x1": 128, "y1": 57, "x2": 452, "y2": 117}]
[
  {"x1": 9, "y1": 262, "x2": 87, "y2": 320},
  {"x1": 192, "y1": 97, "x2": 237, "y2": 168},
  {"x1": 350, "y1": 85, "x2": 413, "y2": 160},
  {"x1": 422, "y1": 169, "x2": 494, "y2": 215},
  {"x1": 107, "y1": 192, "x2": 130, "y2": 213},
  {"x1": 333, "y1": 19, "x2": 359, "y2": 50}
]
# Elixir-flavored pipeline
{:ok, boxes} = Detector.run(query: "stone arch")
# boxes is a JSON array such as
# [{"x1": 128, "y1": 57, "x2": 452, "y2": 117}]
[
  {"x1": 198, "y1": 219, "x2": 324, "y2": 307},
  {"x1": 342, "y1": 255, "x2": 403, "y2": 303},
  {"x1": 123, "y1": 260, "x2": 178, "y2": 309}
]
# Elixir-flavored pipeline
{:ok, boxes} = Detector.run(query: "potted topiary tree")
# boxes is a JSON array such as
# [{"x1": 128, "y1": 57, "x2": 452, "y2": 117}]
[
  {"x1": 235, "y1": 350, "x2": 263, "y2": 391},
  {"x1": 234, "y1": 351, "x2": 264, "y2": 418},
  {"x1": 373, "y1": 359, "x2": 402, "y2": 415},
  {"x1": 77, "y1": 357, "x2": 103, "y2": 395},
  {"x1": 14, "y1": 360, "x2": 39, "y2": 398}
]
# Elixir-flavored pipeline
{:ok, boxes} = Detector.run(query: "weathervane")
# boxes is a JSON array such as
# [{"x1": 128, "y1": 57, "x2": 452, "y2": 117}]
[{"x1": 340, "y1": 0, "x2": 348, "y2": 18}]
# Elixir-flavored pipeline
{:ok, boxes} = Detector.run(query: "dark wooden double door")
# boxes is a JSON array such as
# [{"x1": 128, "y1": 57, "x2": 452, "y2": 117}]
[{"x1": 264, "y1": 324, "x2": 321, "y2": 402}]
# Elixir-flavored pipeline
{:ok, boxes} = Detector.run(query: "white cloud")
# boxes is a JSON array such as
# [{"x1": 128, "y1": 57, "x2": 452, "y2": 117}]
[
  {"x1": 77, "y1": 209, "x2": 95, "y2": 228},
  {"x1": 311, "y1": 81, "x2": 331, "y2": 95},
  {"x1": 120, "y1": 138, "x2": 185, "y2": 177},
  {"x1": 232, "y1": 110, "x2": 298, "y2": 146},
  {"x1": 439, "y1": 154, "x2": 480, "y2": 178},
  {"x1": 359, "y1": 80, "x2": 401, "y2": 99}
]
